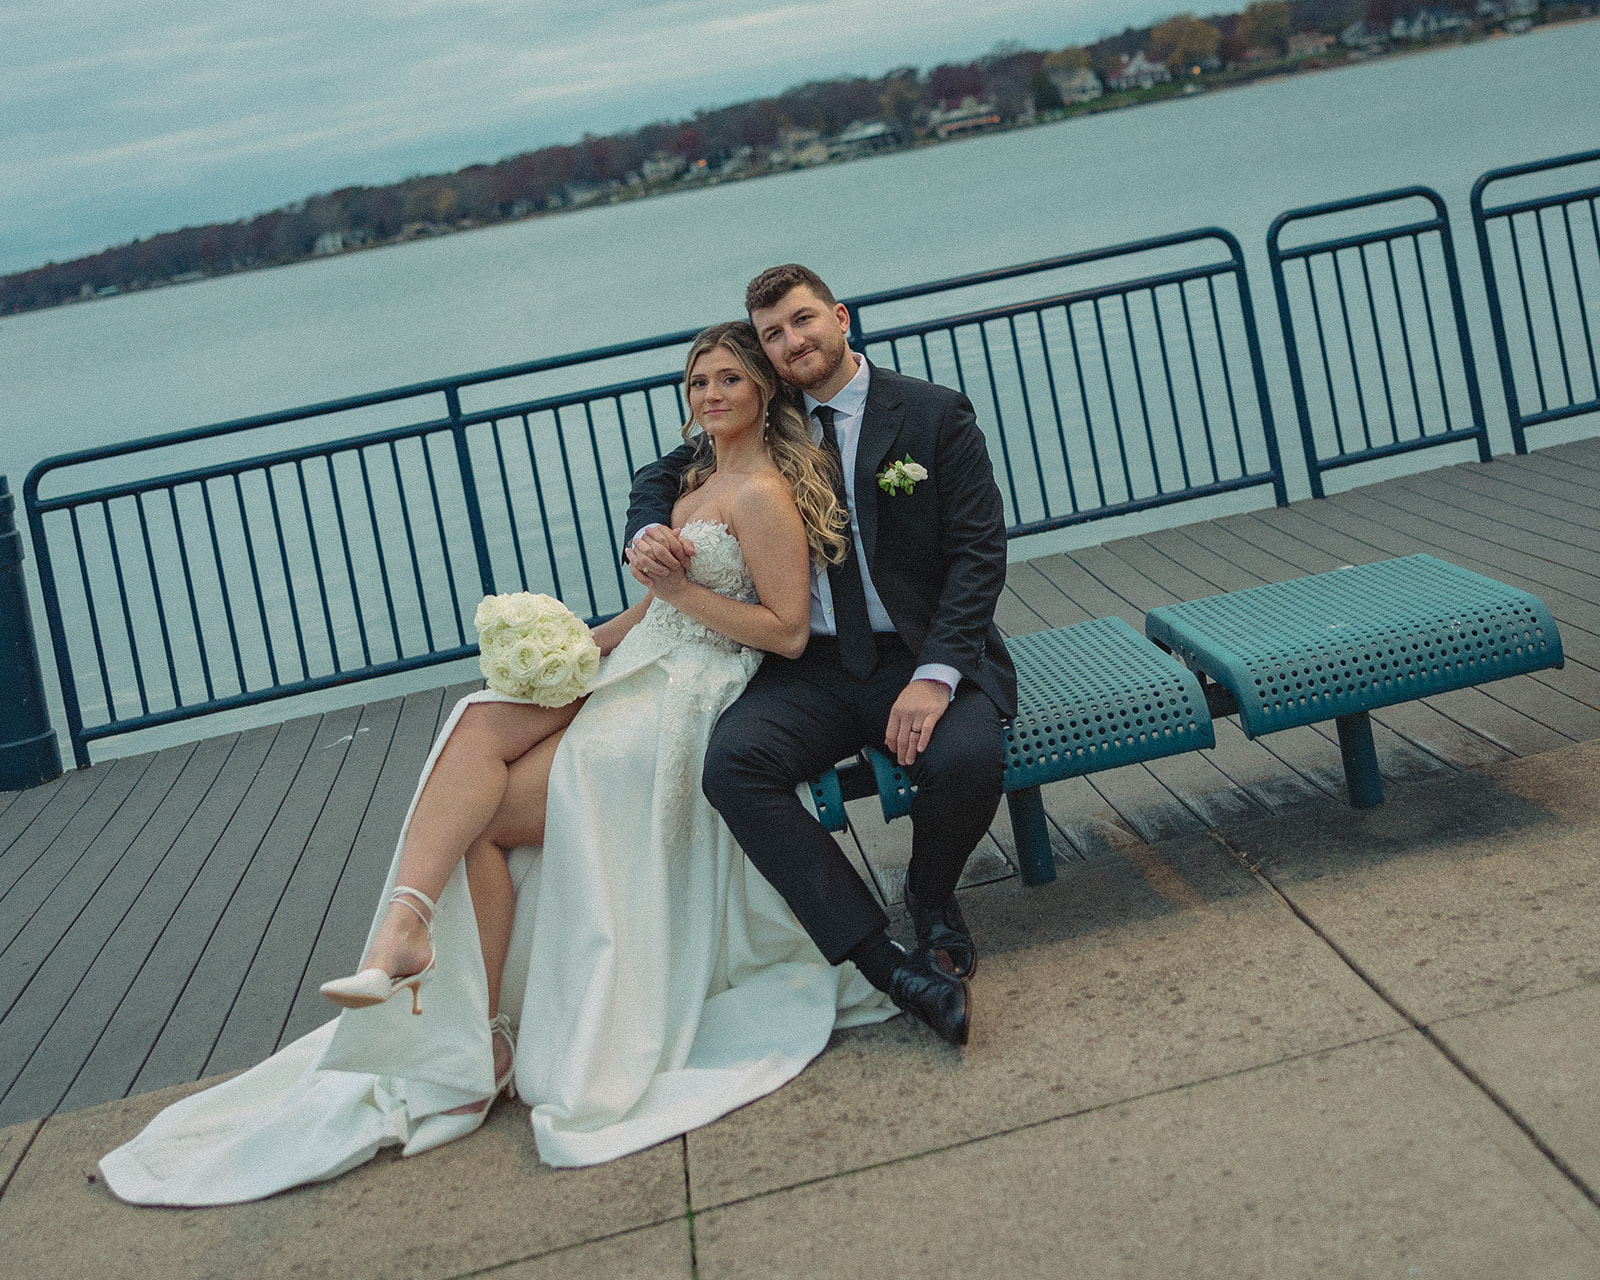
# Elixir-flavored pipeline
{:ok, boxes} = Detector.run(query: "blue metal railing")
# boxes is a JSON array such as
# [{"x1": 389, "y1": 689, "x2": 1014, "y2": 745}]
[
  {"x1": 1471, "y1": 148, "x2": 1600, "y2": 454},
  {"x1": 1268, "y1": 186, "x2": 1490, "y2": 499},
  {"x1": 24, "y1": 370, "x2": 693, "y2": 767},
  {"x1": 25, "y1": 231, "x2": 1290, "y2": 767},
  {"x1": 849, "y1": 229, "x2": 1287, "y2": 530},
  {"x1": 39, "y1": 141, "x2": 1600, "y2": 769}
]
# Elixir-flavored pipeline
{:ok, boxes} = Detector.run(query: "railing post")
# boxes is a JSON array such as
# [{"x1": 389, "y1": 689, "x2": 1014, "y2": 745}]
[
  {"x1": 445, "y1": 386, "x2": 497, "y2": 597},
  {"x1": 0, "y1": 476, "x2": 63, "y2": 788}
]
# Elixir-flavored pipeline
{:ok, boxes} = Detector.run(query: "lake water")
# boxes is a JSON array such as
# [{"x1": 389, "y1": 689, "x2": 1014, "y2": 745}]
[{"x1": 5, "y1": 22, "x2": 1599, "y2": 761}]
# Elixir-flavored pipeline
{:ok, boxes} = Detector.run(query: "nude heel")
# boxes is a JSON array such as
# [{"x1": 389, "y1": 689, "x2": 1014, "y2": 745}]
[{"x1": 319, "y1": 886, "x2": 437, "y2": 1013}]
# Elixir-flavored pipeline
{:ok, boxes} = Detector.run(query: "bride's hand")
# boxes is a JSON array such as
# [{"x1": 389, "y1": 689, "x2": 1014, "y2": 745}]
[
  {"x1": 627, "y1": 525, "x2": 695, "y2": 589},
  {"x1": 649, "y1": 525, "x2": 696, "y2": 599},
  {"x1": 649, "y1": 556, "x2": 689, "y2": 603}
]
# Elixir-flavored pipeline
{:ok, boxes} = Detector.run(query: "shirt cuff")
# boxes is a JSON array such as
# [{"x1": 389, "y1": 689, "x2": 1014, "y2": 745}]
[
  {"x1": 626, "y1": 523, "x2": 665, "y2": 558},
  {"x1": 911, "y1": 663, "x2": 961, "y2": 698}
]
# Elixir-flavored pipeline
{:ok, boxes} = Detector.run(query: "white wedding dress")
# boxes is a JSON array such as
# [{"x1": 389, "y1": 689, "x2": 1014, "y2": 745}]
[{"x1": 100, "y1": 520, "x2": 893, "y2": 1204}]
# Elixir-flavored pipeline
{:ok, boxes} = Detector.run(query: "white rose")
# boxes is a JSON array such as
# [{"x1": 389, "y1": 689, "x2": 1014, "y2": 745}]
[
  {"x1": 474, "y1": 595, "x2": 507, "y2": 636},
  {"x1": 474, "y1": 591, "x2": 600, "y2": 705}
]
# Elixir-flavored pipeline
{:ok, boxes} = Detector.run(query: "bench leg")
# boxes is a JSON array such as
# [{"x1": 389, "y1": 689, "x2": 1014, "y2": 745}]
[
  {"x1": 1336, "y1": 711, "x2": 1384, "y2": 809},
  {"x1": 1007, "y1": 786, "x2": 1057, "y2": 886}
]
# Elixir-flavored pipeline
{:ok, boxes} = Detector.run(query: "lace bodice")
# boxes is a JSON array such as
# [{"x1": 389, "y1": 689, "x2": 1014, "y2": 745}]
[{"x1": 630, "y1": 520, "x2": 760, "y2": 658}]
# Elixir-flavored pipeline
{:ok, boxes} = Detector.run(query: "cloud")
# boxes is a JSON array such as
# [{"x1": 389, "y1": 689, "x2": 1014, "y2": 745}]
[{"x1": 0, "y1": 0, "x2": 1166, "y2": 273}]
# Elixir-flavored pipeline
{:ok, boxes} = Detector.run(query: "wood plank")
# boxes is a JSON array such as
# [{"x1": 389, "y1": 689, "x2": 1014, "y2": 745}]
[
  {"x1": 1473, "y1": 453, "x2": 1600, "y2": 513},
  {"x1": 847, "y1": 793, "x2": 1013, "y2": 916},
  {"x1": 0, "y1": 766, "x2": 120, "y2": 898},
  {"x1": 0, "y1": 771, "x2": 72, "y2": 862},
  {"x1": 994, "y1": 582, "x2": 1048, "y2": 639},
  {"x1": 1303, "y1": 717, "x2": 1456, "y2": 788},
  {"x1": 1354, "y1": 481, "x2": 1600, "y2": 607},
  {"x1": 1139, "y1": 746, "x2": 1271, "y2": 829},
  {"x1": 1002, "y1": 561, "x2": 1095, "y2": 630},
  {"x1": 1472, "y1": 674, "x2": 1600, "y2": 744},
  {"x1": 1188, "y1": 722, "x2": 1335, "y2": 813},
  {"x1": 22, "y1": 730, "x2": 277, "y2": 1123},
  {"x1": 0, "y1": 744, "x2": 195, "y2": 1015},
  {"x1": 204, "y1": 700, "x2": 405, "y2": 1076},
  {"x1": 1083, "y1": 763, "x2": 1209, "y2": 846},
  {"x1": 1036, "y1": 773, "x2": 1142, "y2": 862},
  {"x1": 1101, "y1": 535, "x2": 1232, "y2": 601},
  {"x1": 1517, "y1": 444, "x2": 1600, "y2": 492},
  {"x1": 126, "y1": 708, "x2": 359, "y2": 1096},
  {"x1": 1321, "y1": 482, "x2": 1600, "y2": 623},
  {"x1": 1229, "y1": 506, "x2": 1387, "y2": 572},
  {"x1": 0, "y1": 755, "x2": 157, "y2": 958},
  {"x1": 281, "y1": 687, "x2": 446, "y2": 1045},
  {"x1": 1420, "y1": 466, "x2": 1600, "y2": 560},
  {"x1": 1023, "y1": 552, "x2": 1147, "y2": 627},
  {"x1": 1364, "y1": 697, "x2": 1513, "y2": 771},
  {"x1": 0, "y1": 736, "x2": 238, "y2": 1125},
  {"x1": 1139, "y1": 526, "x2": 1273, "y2": 593},
  {"x1": 56, "y1": 724, "x2": 288, "y2": 1113},
  {"x1": 1165, "y1": 519, "x2": 1322, "y2": 585}
]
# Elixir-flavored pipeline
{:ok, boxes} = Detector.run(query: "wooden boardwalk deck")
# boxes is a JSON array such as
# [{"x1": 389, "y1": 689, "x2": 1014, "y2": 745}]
[{"x1": 4, "y1": 437, "x2": 1599, "y2": 1129}]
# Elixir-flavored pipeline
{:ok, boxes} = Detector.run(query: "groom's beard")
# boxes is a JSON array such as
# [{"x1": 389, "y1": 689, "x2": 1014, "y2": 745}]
[{"x1": 780, "y1": 344, "x2": 853, "y2": 395}]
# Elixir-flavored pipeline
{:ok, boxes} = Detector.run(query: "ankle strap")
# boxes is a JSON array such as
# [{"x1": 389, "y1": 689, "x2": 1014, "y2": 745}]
[{"x1": 390, "y1": 885, "x2": 437, "y2": 927}]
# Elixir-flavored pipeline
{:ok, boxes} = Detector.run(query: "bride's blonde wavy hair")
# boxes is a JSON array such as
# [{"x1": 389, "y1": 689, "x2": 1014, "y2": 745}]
[{"x1": 678, "y1": 321, "x2": 849, "y2": 567}]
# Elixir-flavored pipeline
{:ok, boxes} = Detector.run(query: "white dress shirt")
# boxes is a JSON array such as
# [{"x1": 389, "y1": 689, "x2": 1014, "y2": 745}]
[{"x1": 806, "y1": 357, "x2": 960, "y2": 697}]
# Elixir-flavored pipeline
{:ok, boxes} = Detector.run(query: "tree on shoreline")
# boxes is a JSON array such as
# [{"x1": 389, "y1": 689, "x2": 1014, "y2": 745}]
[{"x1": 3, "y1": 0, "x2": 1564, "y2": 315}]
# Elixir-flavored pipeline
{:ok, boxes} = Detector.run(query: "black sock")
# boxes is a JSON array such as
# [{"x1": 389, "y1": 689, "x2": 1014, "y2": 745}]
[{"x1": 846, "y1": 931, "x2": 906, "y2": 992}]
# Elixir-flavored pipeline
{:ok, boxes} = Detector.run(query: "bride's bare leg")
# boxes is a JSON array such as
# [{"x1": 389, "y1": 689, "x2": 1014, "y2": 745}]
[
  {"x1": 361, "y1": 700, "x2": 581, "y2": 982},
  {"x1": 442, "y1": 726, "x2": 569, "y2": 1113}
]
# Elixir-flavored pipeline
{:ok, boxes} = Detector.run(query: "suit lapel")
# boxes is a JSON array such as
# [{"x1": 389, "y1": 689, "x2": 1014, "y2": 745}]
[{"x1": 856, "y1": 371, "x2": 902, "y2": 564}]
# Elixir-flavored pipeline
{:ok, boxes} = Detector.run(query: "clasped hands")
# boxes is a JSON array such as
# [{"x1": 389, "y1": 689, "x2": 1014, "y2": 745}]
[
  {"x1": 626, "y1": 523, "x2": 695, "y2": 594},
  {"x1": 627, "y1": 525, "x2": 949, "y2": 765}
]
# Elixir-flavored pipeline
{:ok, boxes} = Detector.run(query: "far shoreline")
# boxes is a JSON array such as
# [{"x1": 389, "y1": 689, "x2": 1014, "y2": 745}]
[{"x1": 8, "y1": 14, "x2": 1596, "y2": 318}]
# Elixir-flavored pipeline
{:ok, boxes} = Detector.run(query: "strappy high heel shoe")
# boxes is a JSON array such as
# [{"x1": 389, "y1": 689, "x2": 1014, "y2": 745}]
[
  {"x1": 489, "y1": 1011, "x2": 517, "y2": 1103},
  {"x1": 402, "y1": 1012, "x2": 518, "y2": 1156},
  {"x1": 319, "y1": 886, "x2": 437, "y2": 1014}
]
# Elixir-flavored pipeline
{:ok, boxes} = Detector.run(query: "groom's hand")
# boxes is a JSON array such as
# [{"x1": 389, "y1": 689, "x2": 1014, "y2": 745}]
[
  {"x1": 886, "y1": 679, "x2": 953, "y2": 766},
  {"x1": 627, "y1": 525, "x2": 695, "y2": 588}
]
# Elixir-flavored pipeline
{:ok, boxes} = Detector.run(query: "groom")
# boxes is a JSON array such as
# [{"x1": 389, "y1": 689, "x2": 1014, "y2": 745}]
[{"x1": 625, "y1": 264, "x2": 1016, "y2": 1045}]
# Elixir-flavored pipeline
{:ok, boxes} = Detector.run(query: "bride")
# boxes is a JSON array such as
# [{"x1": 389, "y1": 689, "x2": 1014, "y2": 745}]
[{"x1": 100, "y1": 322, "x2": 894, "y2": 1205}]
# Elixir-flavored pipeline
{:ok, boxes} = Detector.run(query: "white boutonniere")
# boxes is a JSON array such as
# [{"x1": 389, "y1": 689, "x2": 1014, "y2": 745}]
[{"x1": 877, "y1": 455, "x2": 929, "y2": 496}]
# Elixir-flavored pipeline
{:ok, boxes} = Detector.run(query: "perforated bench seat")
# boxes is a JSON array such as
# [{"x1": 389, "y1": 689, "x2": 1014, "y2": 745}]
[
  {"x1": 1144, "y1": 554, "x2": 1564, "y2": 808},
  {"x1": 808, "y1": 617, "x2": 1215, "y2": 886}
]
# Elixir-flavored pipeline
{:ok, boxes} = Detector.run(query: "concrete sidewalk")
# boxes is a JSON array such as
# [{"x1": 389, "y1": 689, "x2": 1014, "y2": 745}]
[{"x1": 4, "y1": 739, "x2": 1600, "y2": 1279}]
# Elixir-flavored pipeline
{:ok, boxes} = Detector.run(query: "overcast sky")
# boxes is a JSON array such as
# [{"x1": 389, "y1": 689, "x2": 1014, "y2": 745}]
[{"x1": 0, "y1": 0, "x2": 1181, "y2": 276}]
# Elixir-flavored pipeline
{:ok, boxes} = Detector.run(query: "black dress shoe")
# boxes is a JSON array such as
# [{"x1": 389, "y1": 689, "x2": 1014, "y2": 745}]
[
  {"x1": 903, "y1": 872, "x2": 976, "y2": 979},
  {"x1": 888, "y1": 952, "x2": 970, "y2": 1046}
]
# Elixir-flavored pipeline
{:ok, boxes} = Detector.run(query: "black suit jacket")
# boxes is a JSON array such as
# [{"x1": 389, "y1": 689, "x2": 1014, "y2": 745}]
[{"x1": 623, "y1": 363, "x2": 1017, "y2": 717}]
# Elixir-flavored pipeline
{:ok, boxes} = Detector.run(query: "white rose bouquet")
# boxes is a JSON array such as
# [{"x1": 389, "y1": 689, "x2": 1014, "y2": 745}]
[{"x1": 474, "y1": 591, "x2": 601, "y2": 706}]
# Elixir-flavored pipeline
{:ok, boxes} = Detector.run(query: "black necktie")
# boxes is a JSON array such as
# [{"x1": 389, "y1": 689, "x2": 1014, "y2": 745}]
[{"x1": 815, "y1": 405, "x2": 878, "y2": 678}]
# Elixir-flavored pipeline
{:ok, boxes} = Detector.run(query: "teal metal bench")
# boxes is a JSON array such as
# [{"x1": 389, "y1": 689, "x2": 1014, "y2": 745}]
[
  {"x1": 1145, "y1": 554, "x2": 1565, "y2": 809},
  {"x1": 810, "y1": 555, "x2": 1565, "y2": 891},
  {"x1": 809, "y1": 617, "x2": 1215, "y2": 887}
]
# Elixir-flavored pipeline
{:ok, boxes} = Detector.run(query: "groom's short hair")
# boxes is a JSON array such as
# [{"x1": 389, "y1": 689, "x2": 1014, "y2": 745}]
[{"x1": 746, "y1": 264, "x2": 837, "y2": 316}]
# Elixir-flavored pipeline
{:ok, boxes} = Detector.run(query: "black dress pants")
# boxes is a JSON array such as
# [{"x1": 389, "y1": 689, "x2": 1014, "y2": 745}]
[{"x1": 702, "y1": 635, "x2": 1005, "y2": 964}]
